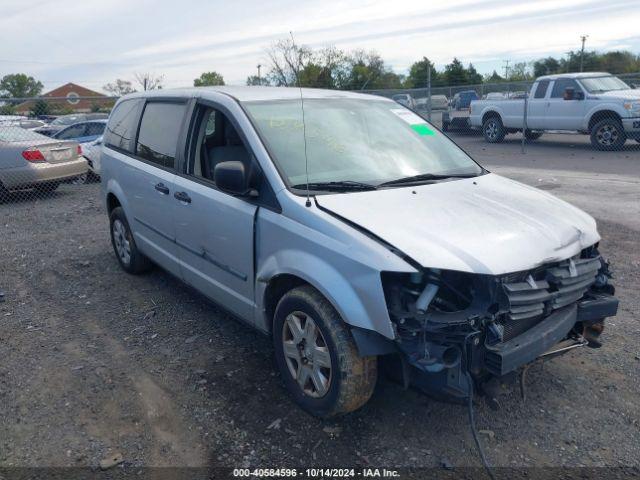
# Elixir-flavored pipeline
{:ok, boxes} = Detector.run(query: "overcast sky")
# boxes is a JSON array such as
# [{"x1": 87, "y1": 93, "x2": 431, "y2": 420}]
[{"x1": 2, "y1": 0, "x2": 640, "y2": 93}]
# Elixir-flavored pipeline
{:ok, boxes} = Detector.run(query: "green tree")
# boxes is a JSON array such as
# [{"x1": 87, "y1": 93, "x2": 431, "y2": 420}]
[
  {"x1": 30, "y1": 99, "x2": 51, "y2": 117},
  {"x1": 507, "y1": 62, "x2": 533, "y2": 81},
  {"x1": 194, "y1": 71, "x2": 225, "y2": 87},
  {"x1": 405, "y1": 57, "x2": 439, "y2": 88},
  {"x1": 443, "y1": 58, "x2": 468, "y2": 86},
  {"x1": 466, "y1": 63, "x2": 483, "y2": 85},
  {"x1": 484, "y1": 70, "x2": 504, "y2": 83},
  {"x1": 533, "y1": 57, "x2": 561, "y2": 77},
  {"x1": 0, "y1": 103, "x2": 16, "y2": 115},
  {"x1": 0, "y1": 74, "x2": 43, "y2": 98},
  {"x1": 246, "y1": 75, "x2": 266, "y2": 86}
]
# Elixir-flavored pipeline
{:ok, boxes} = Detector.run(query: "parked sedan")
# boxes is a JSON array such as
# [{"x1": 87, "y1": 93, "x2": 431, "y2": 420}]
[
  {"x1": 0, "y1": 127, "x2": 87, "y2": 198},
  {"x1": 52, "y1": 119, "x2": 107, "y2": 144},
  {"x1": 34, "y1": 113, "x2": 109, "y2": 137}
]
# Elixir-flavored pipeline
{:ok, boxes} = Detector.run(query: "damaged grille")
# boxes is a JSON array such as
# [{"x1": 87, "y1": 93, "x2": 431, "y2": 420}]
[{"x1": 499, "y1": 256, "x2": 601, "y2": 341}]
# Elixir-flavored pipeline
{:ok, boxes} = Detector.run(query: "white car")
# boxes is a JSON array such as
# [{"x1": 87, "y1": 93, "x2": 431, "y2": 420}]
[
  {"x1": 82, "y1": 135, "x2": 103, "y2": 178},
  {"x1": 470, "y1": 72, "x2": 640, "y2": 150}
]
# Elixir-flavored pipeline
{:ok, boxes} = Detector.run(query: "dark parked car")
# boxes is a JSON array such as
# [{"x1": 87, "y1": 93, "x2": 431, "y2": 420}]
[{"x1": 452, "y1": 90, "x2": 479, "y2": 110}]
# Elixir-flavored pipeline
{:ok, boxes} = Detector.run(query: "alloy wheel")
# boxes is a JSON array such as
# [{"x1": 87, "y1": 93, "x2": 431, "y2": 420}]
[
  {"x1": 112, "y1": 219, "x2": 131, "y2": 266},
  {"x1": 281, "y1": 311, "x2": 332, "y2": 398}
]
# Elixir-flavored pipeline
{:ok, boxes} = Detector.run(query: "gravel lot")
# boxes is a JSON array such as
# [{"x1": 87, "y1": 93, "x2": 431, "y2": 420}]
[{"x1": 1, "y1": 134, "x2": 639, "y2": 477}]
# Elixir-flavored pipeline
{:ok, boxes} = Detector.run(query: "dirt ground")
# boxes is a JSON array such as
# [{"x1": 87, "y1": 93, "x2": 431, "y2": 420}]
[{"x1": 1, "y1": 135, "x2": 639, "y2": 477}]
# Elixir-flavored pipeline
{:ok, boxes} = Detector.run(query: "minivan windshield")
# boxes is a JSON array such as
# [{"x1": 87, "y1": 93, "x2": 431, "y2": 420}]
[
  {"x1": 579, "y1": 75, "x2": 630, "y2": 94},
  {"x1": 244, "y1": 98, "x2": 482, "y2": 189}
]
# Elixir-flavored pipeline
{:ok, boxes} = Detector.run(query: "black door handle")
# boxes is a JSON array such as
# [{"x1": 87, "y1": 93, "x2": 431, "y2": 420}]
[
  {"x1": 154, "y1": 183, "x2": 170, "y2": 195},
  {"x1": 174, "y1": 191, "x2": 191, "y2": 204}
]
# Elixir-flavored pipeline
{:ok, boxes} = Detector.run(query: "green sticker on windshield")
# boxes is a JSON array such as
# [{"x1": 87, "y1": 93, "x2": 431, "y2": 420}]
[{"x1": 411, "y1": 124, "x2": 435, "y2": 136}]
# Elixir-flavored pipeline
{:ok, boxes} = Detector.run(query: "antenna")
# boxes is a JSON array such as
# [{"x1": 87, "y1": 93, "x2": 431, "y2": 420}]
[{"x1": 289, "y1": 31, "x2": 312, "y2": 208}]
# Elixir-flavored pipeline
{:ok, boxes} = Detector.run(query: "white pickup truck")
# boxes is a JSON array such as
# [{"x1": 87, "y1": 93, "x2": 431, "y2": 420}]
[{"x1": 469, "y1": 72, "x2": 640, "y2": 150}]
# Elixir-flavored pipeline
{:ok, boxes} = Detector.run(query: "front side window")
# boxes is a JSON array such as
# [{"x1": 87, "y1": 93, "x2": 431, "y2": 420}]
[
  {"x1": 136, "y1": 102, "x2": 187, "y2": 169},
  {"x1": 550, "y1": 79, "x2": 580, "y2": 98},
  {"x1": 104, "y1": 99, "x2": 141, "y2": 150},
  {"x1": 244, "y1": 98, "x2": 482, "y2": 188}
]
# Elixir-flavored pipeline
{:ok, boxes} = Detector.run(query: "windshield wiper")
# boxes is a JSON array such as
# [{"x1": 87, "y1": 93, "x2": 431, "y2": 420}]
[
  {"x1": 291, "y1": 180, "x2": 378, "y2": 191},
  {"x1": 378, "y1": 172, "x2": 479, "y2": 187}
]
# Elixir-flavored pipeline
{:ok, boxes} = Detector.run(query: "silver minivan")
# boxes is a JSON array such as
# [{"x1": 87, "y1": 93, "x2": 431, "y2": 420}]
[{"x1": 102, "y1": 87, "x2": 618, "y2": 417}]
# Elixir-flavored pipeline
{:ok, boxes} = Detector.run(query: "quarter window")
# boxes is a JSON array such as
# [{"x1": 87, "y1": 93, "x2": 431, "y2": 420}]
[
  {"x1": 136, "y1": 102, "x2": 187, "y2": 169},
  {"x1": 551, "y1": 79, "x2": 580, "y2": 98},
  {"x1": 534, "y1": 80, "x2": 550, "y2": 99},
  {"x1": 104, "y1": 99, "x2": 141, "y2": 150}
]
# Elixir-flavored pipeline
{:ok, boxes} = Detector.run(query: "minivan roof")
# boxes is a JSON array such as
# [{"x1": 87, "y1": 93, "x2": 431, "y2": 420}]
[{"x1": 122, "y1": 86, "x2": 392, "y2": 103}]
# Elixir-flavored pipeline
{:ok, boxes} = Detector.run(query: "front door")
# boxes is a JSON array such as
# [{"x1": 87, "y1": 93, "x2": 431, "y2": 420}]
[
  {"x1": 545, "y1": 78, "x2": 586, "y2": 130},
  {"x1": 173, "y1": 105, "x2": 258, "y2": 321}
]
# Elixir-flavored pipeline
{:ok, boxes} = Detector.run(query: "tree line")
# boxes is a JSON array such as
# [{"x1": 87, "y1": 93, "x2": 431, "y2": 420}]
[{"x1": 1, "y1": 45, "x2": 639, "y2": 111}]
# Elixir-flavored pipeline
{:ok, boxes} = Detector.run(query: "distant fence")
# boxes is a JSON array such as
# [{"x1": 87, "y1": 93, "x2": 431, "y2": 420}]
[{"x1": 363, "y1": 71, "x2": 640, "y2": 101}]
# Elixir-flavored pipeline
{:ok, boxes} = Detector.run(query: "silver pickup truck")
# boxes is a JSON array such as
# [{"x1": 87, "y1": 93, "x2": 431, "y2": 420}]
[{"x1": 469, "y1": 72, "x2": 640, "y2": 150}]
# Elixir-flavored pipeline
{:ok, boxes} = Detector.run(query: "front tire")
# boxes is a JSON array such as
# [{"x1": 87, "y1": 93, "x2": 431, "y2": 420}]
[
  {"x1": 482, "y1": 116, "x2": 506, "y2": 143},
  {"x1": 273, "y1": 286, "x2": 377, "y2": 418},
  {"x1": 590, "y1": 118, "x2": 626, "y2": 151},
  {"x1": 109, "y1": 207, "x2": 152, "y2": 274}
]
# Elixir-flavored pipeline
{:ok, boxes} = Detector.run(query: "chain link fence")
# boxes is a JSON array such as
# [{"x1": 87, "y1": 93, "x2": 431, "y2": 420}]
[
  {"x1": 1, "y1": 73, "x2": 639, "y2": 206},
  {"x1": 0, "y1": 96, "x2": 115, "y2": 204},
  {"x1": 364, "y1": 72, "x2": 640, "y2": 152}
]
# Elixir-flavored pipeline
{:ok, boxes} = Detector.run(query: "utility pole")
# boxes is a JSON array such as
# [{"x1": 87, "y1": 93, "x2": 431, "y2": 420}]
[
  {"x1": 257, "y1": 64, "x2": 262, "y2": 85},
  {"x1": 503, "y1": 59, "x2": 510, "y2": 80},
  {"x1": 579, "y1": 35, "x2": 588, "y2": 72}
]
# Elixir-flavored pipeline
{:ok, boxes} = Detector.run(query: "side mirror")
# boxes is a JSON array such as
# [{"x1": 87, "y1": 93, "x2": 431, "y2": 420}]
[
  {"x1": 95, "y1": 136, "x2": 103, "y2": 145},
  {"x1": 214, "y1": 161, "x2": 255, "y2": 196}
]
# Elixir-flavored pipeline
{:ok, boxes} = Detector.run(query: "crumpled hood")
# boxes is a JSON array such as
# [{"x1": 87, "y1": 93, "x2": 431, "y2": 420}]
[
  {"x1": 595, "y1": 89, "x2": 640, "y2": 101},
  {"x1": 316, "y1": 173, "x2": 600, "y2": 275}
]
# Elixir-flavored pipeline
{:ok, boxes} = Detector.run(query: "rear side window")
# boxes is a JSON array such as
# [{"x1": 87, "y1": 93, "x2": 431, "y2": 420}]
[
  {"x1": 104, "y1": 99, "x2": 141, "y2": 150},
  {"x1": 550, "y1": 79, "x2": 579, "y2": 98},
  {"x1": 534, "y1": 80, "x2": 550, "y2": 99},
  {"x1": 135, "y1": 102, "x2": 187, "y2": 169}
]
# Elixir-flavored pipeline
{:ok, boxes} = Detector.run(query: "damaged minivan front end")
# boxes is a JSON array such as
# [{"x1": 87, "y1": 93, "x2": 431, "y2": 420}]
[{"x1": 380, "y1": 245, "x2": 618, "y2": 400}]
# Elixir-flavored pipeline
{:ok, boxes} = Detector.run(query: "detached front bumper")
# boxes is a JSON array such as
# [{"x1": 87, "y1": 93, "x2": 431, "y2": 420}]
[{"x1": 484, "y1": 293, "x2": 618, "y2": 376}]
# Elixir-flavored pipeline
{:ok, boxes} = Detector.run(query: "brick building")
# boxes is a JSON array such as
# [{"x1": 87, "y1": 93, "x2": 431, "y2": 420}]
[{"x1": 15, "y1": 83, "x2": 113, "y2": 115}]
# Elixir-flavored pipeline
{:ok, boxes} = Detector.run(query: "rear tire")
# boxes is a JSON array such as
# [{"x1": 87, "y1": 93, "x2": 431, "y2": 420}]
[
  {"x1": 482, "y1": 116, "x2": 506, "y2": 143},
  {"x1": 109, "y1": 207, "x2": 153, "y2": 274},
  {"x1": 590, "y1": 118, "x2": 626, "y2": 151},
  {"x1": 273, "y1": 285, "x2": 377, "y2": 418}
]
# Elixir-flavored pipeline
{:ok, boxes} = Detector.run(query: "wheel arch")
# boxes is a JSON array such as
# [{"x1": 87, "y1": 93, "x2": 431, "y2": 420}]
[
  {"x1": 481, "y1": 109, "x2": 502, "y2": 125},
  {"x1": 588, "y1": 109, "x2": 622, "y2": 132},
  {"x1": 256, "y1": 251, "x2": 396, "y2": 340}
]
